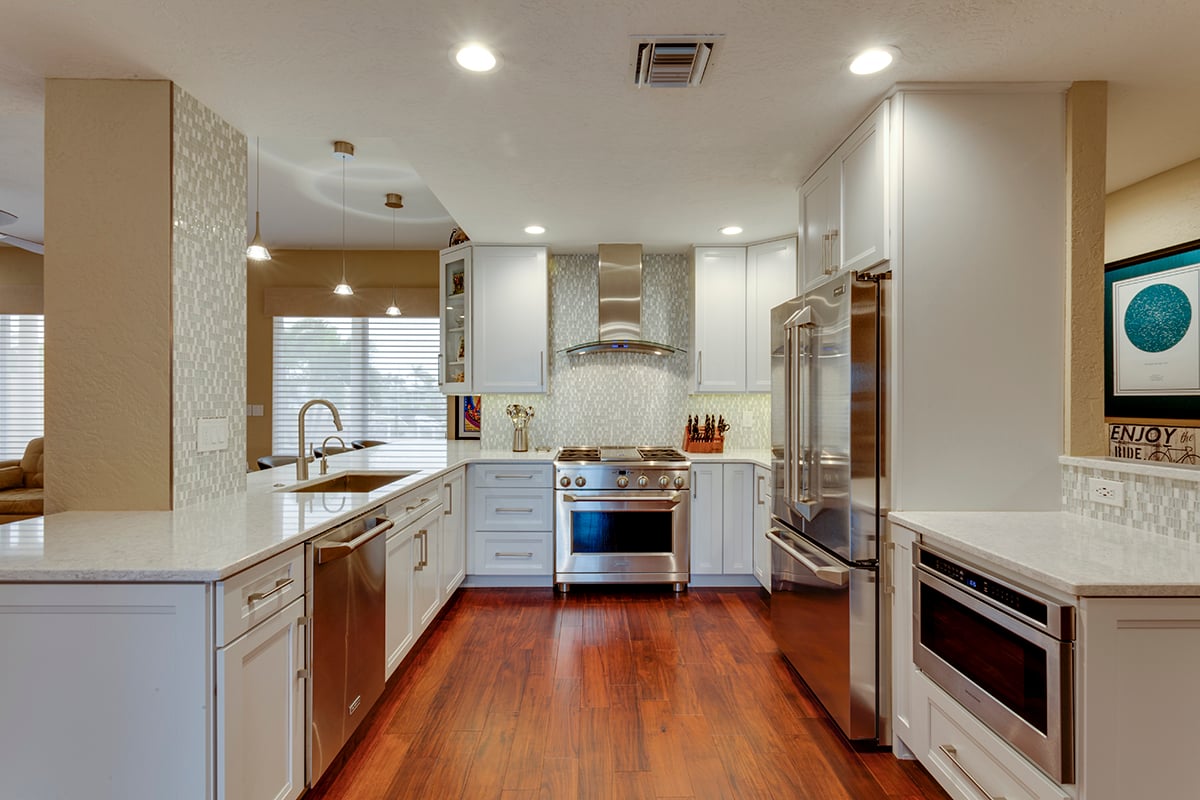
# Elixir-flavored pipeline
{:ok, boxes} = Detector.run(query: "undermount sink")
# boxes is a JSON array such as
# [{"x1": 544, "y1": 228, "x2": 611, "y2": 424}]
[{"x1": 282, "y1": 471, "x2": 415, "y2": 493}]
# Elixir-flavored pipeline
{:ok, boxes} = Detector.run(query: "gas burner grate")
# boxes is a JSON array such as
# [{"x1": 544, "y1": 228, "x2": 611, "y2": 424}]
[
  {"x1": 637, "y1": 447, "x2": 688, "y2": 462},
  {"x1": 556, "y1": 447, "x2": 601, "y2": 462}
]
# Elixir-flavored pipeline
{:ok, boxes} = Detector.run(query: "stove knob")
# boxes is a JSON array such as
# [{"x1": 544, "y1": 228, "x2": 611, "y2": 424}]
[
  {"x1": 575, "y1": 476, "x2": 587, "y2": 487},
  {"x1": 560, "y1": 476, "x2": 571, "y2": 487},
  {"x1": 637, "y1": 475, "x2": 649, "y2": 488},
  {"x1": 658, "y1": 475, "x2": 670, "y2": 488},
  {"x1": 616, "y1": 475, "x2": 629, "y2": 488},
  {"x1": 673, "y1": 476, "x2": 685, "y2": 489}
]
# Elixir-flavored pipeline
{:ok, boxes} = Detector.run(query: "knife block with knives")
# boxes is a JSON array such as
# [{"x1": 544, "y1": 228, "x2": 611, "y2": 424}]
[{"x1": 683, "y1": 414, "x2": 729, "y2": 453}]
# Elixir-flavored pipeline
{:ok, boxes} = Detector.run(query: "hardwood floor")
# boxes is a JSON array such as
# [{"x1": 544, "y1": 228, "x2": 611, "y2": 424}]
[{"x1": 306, "y1": 587, "x2": 950, "y2": 800}]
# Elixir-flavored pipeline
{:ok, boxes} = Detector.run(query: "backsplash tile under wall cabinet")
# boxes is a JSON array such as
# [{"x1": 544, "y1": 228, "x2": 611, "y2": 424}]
[
  {"x1": 171, "y1": 86, "x2": 247, "y2": 507},
  {"x1": 1061, "y1": 456, "x2": 1200, "y2": 541},
  {"x1": 481, "y1": 254, "x2": 771, "y2": 452}
]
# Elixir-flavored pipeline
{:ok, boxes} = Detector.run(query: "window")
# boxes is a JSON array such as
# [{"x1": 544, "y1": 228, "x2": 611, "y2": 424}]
[
  {"x1": 0, "y1": 315, "x2": 44, "y2": 461},
  {"x1": 272, "y1": 317, "x2": 443, "y2": 455}
]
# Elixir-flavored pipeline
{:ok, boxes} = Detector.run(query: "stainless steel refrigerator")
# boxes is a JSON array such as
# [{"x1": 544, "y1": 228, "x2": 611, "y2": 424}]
[{"x1": 769, "y1": 269, "x2": 889, "y2": 744}]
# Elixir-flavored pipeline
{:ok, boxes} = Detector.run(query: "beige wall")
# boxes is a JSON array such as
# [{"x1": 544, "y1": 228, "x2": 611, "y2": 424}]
[
  {"x1": 1106, "y1": 157, "x2": 1200, "y2": 262},
  {"x1": 44, "y1": 79, "x2": 174, "y2": 512},
  {"x1": 0, "y1": 247, "x2": 43, "y2": 314},
  {"x1": 246, "y1": 249, "x2": 438, "y2": 464}
]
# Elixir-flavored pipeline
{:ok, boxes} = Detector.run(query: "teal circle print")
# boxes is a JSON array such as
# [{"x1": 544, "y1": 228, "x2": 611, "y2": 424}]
[{"x1": 1123, "y1": 283, "x2": 1192, "y2": 353}]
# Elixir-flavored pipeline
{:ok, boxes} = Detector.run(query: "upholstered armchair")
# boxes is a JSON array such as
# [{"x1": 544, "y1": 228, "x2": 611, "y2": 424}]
[{"x1": 0, "y1": 437, "x2": 44, "y2": 523}]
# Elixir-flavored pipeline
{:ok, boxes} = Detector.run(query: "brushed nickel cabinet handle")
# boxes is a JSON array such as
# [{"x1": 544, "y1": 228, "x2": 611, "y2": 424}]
[
  {"x1": 406, "y1": 496, "x2": 432, "y2": 512},
  {"x1": 444, "y1": 482, "x2": 453, "y2": 515},
  {"x1": 248, "y1": 577, "x2": 293, "y2": 605},
  {"x1": 494, "y1": 507, "x2": 534, "y2": 514},
  {"x1": 493, "y1": 474, "x2": 534, "y2": 480},
  {"x1": 938, "y1": 745, "x2": 1006, "y2": 800},
  {"x1": 495, "y1": 552, "x2": 534, "y2": 559}
]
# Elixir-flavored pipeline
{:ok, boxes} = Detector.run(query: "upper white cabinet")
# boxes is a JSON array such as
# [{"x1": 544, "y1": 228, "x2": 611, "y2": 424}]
[
  {"x1": 691, "y1": 238, "x2": 795, "y2": 393},
  {"x1": 439, "y1": 244, "x2": 549, "y2": 394},
  {"x1": 800, "y1": 100, "x2": 889, "y2": 290}
]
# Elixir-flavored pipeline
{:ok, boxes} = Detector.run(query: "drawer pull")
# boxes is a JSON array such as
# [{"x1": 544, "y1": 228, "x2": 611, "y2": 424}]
[
  {"x1": 493, "y1": 474, "x2": 534, "y2": 480},
  {"x1": 405, "y1": 497, "x2": 432, "y2": 512},
  {"x1": 495, "y1": 552, "x2": 534, "y2": 559},
  {"x1": 938, "y1": 745, "x2": 1006, "y2": 800},
  {"x1": 247, "y1": 577, "x2": 293, "y2": 606},
  {"x1": 494, "y1": 507, "x2": 534, "y2": 513}
]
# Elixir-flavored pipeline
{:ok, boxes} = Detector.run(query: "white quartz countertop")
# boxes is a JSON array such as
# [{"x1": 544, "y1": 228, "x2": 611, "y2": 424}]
[
  {"x1": 889, "y1": 510, "x2": 1200, "y2": 597},
  {"x1": 0, "y1": 441, "x2": 558, "y2": 582},
  {"x1": 0, "y1": 442, "x2": 768, "y2": 583}
]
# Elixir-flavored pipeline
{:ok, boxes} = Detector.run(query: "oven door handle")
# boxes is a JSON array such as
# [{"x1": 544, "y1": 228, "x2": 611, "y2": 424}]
[
  {"x1": 562, "y1": 492, "x2": 683, "y2": 505},
  {"x1": 766, "y1": 529, "x2": 848, "y2": 587}
]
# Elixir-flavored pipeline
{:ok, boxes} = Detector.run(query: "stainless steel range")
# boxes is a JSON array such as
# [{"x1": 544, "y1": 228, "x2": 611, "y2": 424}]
[{"x1": 554, "y1": 446, "x2": 691, "y2": 591}]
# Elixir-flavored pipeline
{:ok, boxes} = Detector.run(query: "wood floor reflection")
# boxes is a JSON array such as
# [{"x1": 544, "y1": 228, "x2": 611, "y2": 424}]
[{"x1": 305, "y1": 587, "x2": 950, "y2": 800}]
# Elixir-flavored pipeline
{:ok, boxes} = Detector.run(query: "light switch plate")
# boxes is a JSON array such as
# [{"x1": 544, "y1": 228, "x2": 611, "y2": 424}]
[{"x1": 197, "y1": 417, "x2": 229, "y2": 452}]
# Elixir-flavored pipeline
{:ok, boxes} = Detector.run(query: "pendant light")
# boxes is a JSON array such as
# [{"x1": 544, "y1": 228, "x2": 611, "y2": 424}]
[
  {"x1": 333, "y1": 140, "x2": 355, "y2": 296},
  {"x1": 385, "y1": 192, "x2": 404, "y2": 316},
  {"x1": 246, "y1": 137, "x2": 271, "y2": 261}
]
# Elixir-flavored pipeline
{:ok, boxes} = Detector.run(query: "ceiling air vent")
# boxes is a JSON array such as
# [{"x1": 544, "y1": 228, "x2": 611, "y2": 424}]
[{"x1": 631, "y1": 35, "x2": 723, "y2": 88}]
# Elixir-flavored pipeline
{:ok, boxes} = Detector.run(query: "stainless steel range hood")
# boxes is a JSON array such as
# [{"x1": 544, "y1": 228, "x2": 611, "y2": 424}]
[{"x1": 563, "y1": 243, "x2": 682, "y2": 356}]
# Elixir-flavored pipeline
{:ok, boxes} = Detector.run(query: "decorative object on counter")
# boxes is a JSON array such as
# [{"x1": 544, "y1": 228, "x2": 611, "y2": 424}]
[
  {"x1": 506, "y1": 404, "x2": 535, "y2": 452},
  {"x1": 1108, "y1": 423, "x2": 1199, "y2": 463},
  {"x1": 453, "y1": 395, "x2": 481, "y2": 440},
  {"x1": 1105, "y1": 238, "x2": 1200, "y2": 419},
  {"x1": 683, "y1": 414, "x2": 729, "y2": 452},
  {"x1": 448, "y1": 225, "x2": 470, "y2": 247}
]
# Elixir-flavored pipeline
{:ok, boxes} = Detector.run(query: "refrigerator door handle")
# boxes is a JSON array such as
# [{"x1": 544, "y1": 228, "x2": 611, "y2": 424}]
[
  {"x1": 767, "y1": 528, "x2": 848, "y2": 586},
  {"x1": 786, "y1": 305, "x2": 822, "y2": 522}
]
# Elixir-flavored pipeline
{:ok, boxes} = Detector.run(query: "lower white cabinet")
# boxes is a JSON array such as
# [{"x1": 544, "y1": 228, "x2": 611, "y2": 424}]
[
  {"x1": 440, "y1": 467, "x2": 467, "y2": 597},
  {"x1": 690, "y1": 462, "x2": 754, "y2": 576},
  {"x1": 752, "y1": 465, "x2": 771, "y2": 591},
  {"x1": 467, "y1": 462, "x2": 554, "y2": 576},
  {"x1": 385, "y1": 521, "x2": 418, "y2": 677},
  {"x1": 413, "y1": 506, "x2": 443, "y2": 631},
  {"x1": 217, "y1": 594, "x2": 306, "y2": 800},
  {"x1": 888, "y1": 521, "x2": 919, "y2": 749}
]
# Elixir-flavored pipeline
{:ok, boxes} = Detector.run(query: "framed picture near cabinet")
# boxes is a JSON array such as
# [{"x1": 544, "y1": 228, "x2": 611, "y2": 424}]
[
  {"x1": 451, "y1": 395, "x2": 481, "y2": 439},
  {"x1": 1105, "y1": 239, "x2": 1200, "y2": 419}
]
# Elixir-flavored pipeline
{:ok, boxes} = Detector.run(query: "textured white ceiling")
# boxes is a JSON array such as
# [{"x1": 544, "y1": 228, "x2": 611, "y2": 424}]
[{"x1": 2, "y1": 0, "x2": 1200, "y2": 252}]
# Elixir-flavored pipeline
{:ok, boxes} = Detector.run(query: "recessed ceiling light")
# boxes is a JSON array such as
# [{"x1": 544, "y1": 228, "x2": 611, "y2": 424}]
[
  {"x1": 719, "y1": 225, "x2": 743, "y2": 236},
  {"x1": 454, "y1": 43, "x2": 499, "y2": 73},
  {"x1": 849, "y1": 46, "x2": 899, "y2": 75},
  {"x1": 524, "y1": 225, "x2": 546, "y2": 235}
]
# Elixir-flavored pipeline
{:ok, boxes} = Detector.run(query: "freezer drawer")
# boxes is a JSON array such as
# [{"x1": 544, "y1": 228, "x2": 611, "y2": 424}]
[{"x1": 769, "y1": 524, "x2": 878, "y2": 741}]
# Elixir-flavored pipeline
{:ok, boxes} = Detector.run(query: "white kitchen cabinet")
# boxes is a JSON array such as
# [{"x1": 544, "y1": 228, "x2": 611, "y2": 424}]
[
  {"x1": 690, "y1": 462, "x2": 754, "y2": 576},
  {"x1": 800, "y1": 100, "x2": 889, "y2": 290},
  {"x1": 385, "y1": 521, "x2": 417, "y2": 677},
  {"x1": 440, "y1": 466, "x2": 467, "y2": 597},
  {"x1": 746, "y1": 238, "x2": 798, "y2": 391},
  {"x1": 800, "y1": 157, "x2": 841, "y2": 289},
  {"x1": 411, "y1": 504, "x2": 444, "y2": 633},
  {"x1": 467, "y1": 462, "x2": 555, "y2": 578},
  {"x1": 888, "y1": 520, "x2": 920, "y2": 751},
  {"x1": 217, "y1": 595, "x2": 306, "y2": 800},
  {"x1": 691, "y1": 240, "x2": 795, "y2": 394},
  {"x1": 752, "y1": 465, "x2": 771, "y2": 591},
  {"x1": 439, "y1": 244, "x2": 548, "y2": 394},
  {"x1": 691, "y1": 246, "x2": 748, "y2": 392}
]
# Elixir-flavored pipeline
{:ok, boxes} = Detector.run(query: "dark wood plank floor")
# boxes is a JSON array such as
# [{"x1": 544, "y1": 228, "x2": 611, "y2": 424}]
[{"x1": 306, "y1": 587, "x2": 950, "y2": 800}]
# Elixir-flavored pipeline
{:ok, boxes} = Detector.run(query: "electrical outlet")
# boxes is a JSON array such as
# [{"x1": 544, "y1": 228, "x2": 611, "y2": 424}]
[{"x1": 1087, "y1": 477, "x2": 1126, "y2": 508}]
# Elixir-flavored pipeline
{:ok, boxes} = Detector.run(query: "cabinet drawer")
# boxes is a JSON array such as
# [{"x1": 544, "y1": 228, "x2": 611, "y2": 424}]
[
  {"x1": 473, "y1": 488, "x2": 553, "y2": 531},
  {"x1": 474, "y1": 533, "x2": 552, "y2": 575},
  {"x1": 384, "y1": 480, "x2": 442, "y2": 530},
  {"x1": 217, "y1": 545, "x2": 305, "y2": 647},
  {"x1": 921, "y1": 674, "x2": 1069, "y2": 800},
  {"x1": 471, "y1": 463, "x2": 553, "y2": 488}
]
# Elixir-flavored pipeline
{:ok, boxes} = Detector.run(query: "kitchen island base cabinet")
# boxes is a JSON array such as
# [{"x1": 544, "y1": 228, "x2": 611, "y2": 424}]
[
  {"x1": 217, "y1": 595, "x2": 306, "y2": 800},
  {"x1": 386, "y1": 499, "x2": 445, "y2": 678},
  {"x1": 0, "y1": 582, "x2": 212, "y2": 799},
  {"x1": 440, "y1": 466, "x2": 466, "y2": 597}
]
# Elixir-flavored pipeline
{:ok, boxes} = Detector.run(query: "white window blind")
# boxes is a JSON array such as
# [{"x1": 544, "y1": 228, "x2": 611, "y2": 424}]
[
  {"x1": 0, "y1": 315, "x2": 44, "y2": 461},
  {"x1": 272, "y1": 317, "x2": 443, "y2": 456}
]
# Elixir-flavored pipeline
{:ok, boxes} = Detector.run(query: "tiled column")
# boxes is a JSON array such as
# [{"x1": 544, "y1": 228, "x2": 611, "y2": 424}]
[{"x1": 44, "y1": 79, "x2": 246, "y2": 511}]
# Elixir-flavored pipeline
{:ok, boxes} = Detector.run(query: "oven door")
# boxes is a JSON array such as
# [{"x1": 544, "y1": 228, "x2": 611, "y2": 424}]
[
  {"x1": 554, "y1": 490, "x2": 689, "y2": 581},
  {"x1": 913, "y1": 564, "x2": 1074, "y2": 783}
]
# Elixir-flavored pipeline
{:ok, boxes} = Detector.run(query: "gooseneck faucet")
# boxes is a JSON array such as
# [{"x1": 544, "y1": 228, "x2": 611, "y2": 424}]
[{"x1": 297, "y1": 399, "x2": 344, "y2": 480}]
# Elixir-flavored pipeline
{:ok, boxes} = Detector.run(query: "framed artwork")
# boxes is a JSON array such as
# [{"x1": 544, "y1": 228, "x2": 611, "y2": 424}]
[
  {"x1": 1105, "y1": 239, "x2": 1200, "y2": 419},
  {"x1": 454, "y1": 395, "x2": 481, "y2": 439}
]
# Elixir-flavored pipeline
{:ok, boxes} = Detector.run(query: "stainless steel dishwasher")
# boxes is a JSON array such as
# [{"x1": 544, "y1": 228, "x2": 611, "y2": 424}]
[{"x1": 307, "y1": 510, "x2": 391, "y2": 784}]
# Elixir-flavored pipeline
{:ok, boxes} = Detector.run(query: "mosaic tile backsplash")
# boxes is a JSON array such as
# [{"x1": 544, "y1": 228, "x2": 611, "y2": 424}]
[
  {"x1": 1062, "y1": 459, "x2": 1200, "y2": 540},
  {"x1": 481, "y1": 253, "x2": 771, "y2": 452},
  {"x1": 172, "y1": 86, "x2": 247, "y2": 507}
]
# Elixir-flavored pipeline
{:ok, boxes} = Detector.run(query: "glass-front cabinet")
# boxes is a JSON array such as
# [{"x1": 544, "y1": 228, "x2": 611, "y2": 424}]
[{"x1": 439, "y1": 245, "x2": 471, "y2": 393}]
